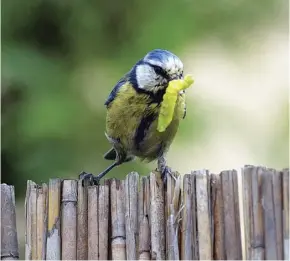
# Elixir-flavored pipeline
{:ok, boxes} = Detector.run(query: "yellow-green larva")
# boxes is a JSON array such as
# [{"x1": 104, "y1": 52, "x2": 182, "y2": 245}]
[{"x1": 157, "y1": 74, "x2": 194, "y2": 132}]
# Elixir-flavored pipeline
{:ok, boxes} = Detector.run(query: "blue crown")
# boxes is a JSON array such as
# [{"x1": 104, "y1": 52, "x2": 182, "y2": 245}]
[{"x1": 143, "y1": 49, "x2": 180, "y2": 64}]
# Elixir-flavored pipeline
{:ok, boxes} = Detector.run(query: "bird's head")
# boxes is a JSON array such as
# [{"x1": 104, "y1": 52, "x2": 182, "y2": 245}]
[{"x1": 130, "y1": 49, "x2": 184, "y2": 93}]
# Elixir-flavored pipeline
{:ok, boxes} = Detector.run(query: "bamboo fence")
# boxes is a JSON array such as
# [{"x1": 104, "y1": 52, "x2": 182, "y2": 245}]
[{"x1": 1, "y1": 165, "x2": 289, "y2": 260}]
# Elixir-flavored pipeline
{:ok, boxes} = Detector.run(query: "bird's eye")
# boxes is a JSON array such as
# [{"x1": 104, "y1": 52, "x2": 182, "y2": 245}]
[{"x1": 152, "y1": 65, "x2": 168, "y2": 79}]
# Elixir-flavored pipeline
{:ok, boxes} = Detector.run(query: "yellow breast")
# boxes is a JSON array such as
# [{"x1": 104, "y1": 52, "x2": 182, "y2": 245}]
[{"x1": 105, "y1": 82, "x2": 186, "y2": 161}]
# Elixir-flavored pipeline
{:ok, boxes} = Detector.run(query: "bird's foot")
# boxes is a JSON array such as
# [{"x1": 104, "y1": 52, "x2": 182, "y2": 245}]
[
  {"x1": 156, "y1": 165, "x2": 177, "y2": 185},
  {"x1": 161, "y1": 165, "x2": 171, "y2": 184},
  {"x1": 157, "y1": 156, "x2": 177, "y2": 185},
  {"x1": 79, "y1": 171, "x2": 101, "y2": 186}
]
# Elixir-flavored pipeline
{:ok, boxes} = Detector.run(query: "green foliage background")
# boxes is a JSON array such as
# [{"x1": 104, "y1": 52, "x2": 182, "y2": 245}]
[{"x1": 1, "y1": 0, "x2": 287, "y2": 197}]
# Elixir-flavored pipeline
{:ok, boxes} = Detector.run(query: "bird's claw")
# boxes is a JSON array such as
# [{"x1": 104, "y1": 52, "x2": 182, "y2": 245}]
[
  {"x1": 161, "y1": 166, "x2": 170, "y2": 184},
  {"x1": 79, "y1": 171, "x2": 100, "y2": 186},
  {"x1": 159, "y1": 165, "x2": 177, "y2": 185}
]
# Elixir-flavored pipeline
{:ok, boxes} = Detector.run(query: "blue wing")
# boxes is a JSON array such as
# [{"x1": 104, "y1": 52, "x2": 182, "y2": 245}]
[{"x1": 105, "y1": 71, "x2": 131, "y2": 107}]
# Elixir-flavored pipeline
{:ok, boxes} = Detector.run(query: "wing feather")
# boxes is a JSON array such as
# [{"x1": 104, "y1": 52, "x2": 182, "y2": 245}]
[{"x1": 105, "y1": 71, "x2": 131, "y2": 107}]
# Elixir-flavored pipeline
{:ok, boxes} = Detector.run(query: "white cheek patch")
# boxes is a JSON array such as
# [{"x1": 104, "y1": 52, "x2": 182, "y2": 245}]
[{"x1": 136, "y1": 64, "x2": 158, "y2": 90}]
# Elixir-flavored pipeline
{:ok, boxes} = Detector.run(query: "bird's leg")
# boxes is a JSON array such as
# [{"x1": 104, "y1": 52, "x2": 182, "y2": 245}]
[
  {"x1": 157, "y1": 156, "x2": 176, "y2": 184},
  {"x1": 79, "y1": 161, "x2": 120, "y2": 186},
  {"x1": 80, "y1": 146, "x2": 131, "y2": 186}
]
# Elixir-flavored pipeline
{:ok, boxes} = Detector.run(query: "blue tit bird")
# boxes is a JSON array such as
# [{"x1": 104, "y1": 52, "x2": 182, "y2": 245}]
[{"x1": 80, "y1": 49, "x2": 187, "y2": 184}]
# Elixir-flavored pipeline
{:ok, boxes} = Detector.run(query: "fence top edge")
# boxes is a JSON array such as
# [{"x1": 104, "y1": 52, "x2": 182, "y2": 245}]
[{"x1": 2, "y1": 165, "x2": 288, "y2": 188}]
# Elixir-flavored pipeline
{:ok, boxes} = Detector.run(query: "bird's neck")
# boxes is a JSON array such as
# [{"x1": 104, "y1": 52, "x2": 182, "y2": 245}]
[{"x1": 135, "y1": 87, "x2": 166, "y2": 105}]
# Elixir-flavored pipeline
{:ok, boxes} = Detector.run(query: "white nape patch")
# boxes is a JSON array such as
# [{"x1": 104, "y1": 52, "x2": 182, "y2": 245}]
[{"x1": 135, "y1": 64, "x2": 158, "y2": 90}]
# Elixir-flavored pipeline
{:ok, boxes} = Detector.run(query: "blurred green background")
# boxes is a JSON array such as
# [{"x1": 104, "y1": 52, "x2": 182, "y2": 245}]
[
  {"x1": 2, "y1": 1, "x2": 288, "y2": 195},
  {"x1": 2, "y1": 0, "x2": 289, "y2": 257}
]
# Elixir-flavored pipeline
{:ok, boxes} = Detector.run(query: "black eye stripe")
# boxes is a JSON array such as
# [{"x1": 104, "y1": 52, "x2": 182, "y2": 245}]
[{"x1": 151, "y1": 65, "x2": 169, "y2": 79}]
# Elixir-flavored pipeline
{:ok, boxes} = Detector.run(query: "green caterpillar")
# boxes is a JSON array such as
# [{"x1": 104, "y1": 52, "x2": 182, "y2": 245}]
[{"x1": 157, "y1": 74, "x2": 194, "y2": 132}]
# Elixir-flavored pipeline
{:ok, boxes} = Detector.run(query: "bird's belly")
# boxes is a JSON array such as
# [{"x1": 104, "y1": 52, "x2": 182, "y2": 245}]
[
  {"x1": 105, "y1": 89, "x2": 185, "y2": 161},
  {"x1": 132, "y1": 116, "x2": 180, "y2": 161}
]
